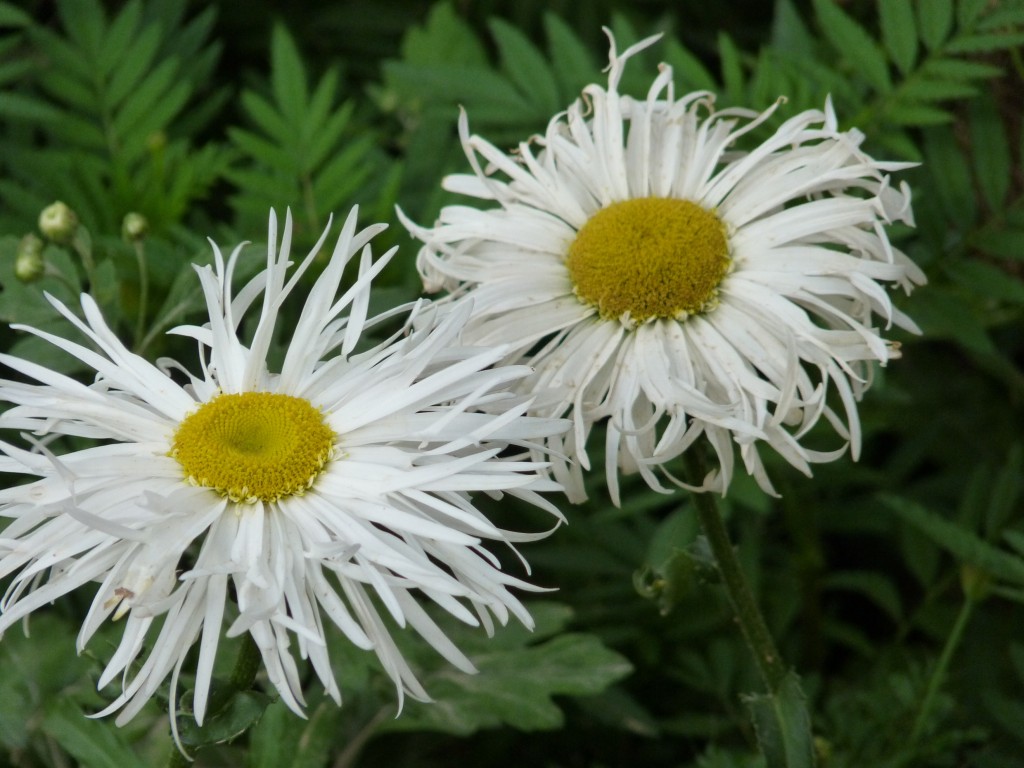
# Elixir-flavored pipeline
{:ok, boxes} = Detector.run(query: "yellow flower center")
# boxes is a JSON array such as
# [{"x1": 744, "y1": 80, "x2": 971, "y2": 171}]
[
  {"x1": 171, "y1": 392, "x2": 335, "y2": 503},
  {"x1": 566, "y1": 197, "x2": 731, "y2": 324}
]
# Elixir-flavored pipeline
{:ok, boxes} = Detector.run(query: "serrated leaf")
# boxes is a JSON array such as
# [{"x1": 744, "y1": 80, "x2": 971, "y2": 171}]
[
  {"x1": 907, "y1": 285, "x2": 997, "y2": 355},
  {"x1": 945, "y1": 261, "x2": 1024, "y2": 305},
  {"x1": 105, "y1": 20, "x2": 162, "y2": 109},
  {"x1": 490, "y1": 18, "x2": 560, "y2": 115},
  {"x1": 886, "y1": 102, "x2": 953, "y2": 126},
  {"x1": 970, "y1": 94, "x2": 1012, "y2": 210},
  {"x1": 664, "y1": 39, "x2": 718, "y2": 93},
  {"x1": 543, "y1": 12, "x2": 597, "y2": 97},
  {"x1": 921, "y1": 57, "x2": 1003, "y2": 80},
  {"x1": 742, "y1": 672, "x2": 815, "y2": 768},
  {"x1": 899, "y1": 77, "x2": 978, "y2": 102},
  {"x1": 270, "y1": 24, "x2": 308, "y2": 125},
  {"x1": 0, "y1": 92, "x2": 65, "y2": 122},
  {"x1": 42, "y1": 699, "x2": 147, "y2": 768},
  {"x1": 971, "y1": 228, "x2": 1024, "y2": 261},
  {"x1": 918, "y1": 0, "x2": 953, "y2": 50},
  {"x1": 813, "y1": 0, "x2": 892, "y2": 92},
  {"x1": 977, "y1": 7, "x2": 1024, "y2": 31},
  {"x1": 883, "y1": 495, "x2": 1024, "y2": 586},
  {"x1": 946, "y1": 31, "x2": 1024, "y2": 53},
  {"x1": 384, "y1": 633, "x2": 632, "y2": 735},
  {"x1": 718, "y1": 32, "x2": 745, "y2": 105},
  {"x1": 958, "y1": 0, "x2": 990, "y2": 27},
  {"x1": 771, "y1": 0, "x2": 816, "y2": 58},
  {"x1": 96, "y1": 0, "x2": 142, "y2": 82},
  {"x1": 879, "y1": 0, "x2": 918, "y2": 74},
  {"x1": 402, "y1": 1, "x2": 486, "y2": 67},
  {"x1": 923, "y1": 127, "x2": 975, "y2": 231}
]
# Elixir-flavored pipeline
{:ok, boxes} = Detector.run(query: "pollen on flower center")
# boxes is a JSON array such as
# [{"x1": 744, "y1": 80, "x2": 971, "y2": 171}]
[
  {"x1": 566, "y1": 197, "x2": 731, "y2": 324},
  {"x1": 171, "y1": 392, "x2": 335, "y2": 503}
]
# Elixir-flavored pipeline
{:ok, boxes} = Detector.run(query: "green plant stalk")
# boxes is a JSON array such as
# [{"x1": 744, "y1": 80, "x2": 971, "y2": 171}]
[
  {"x1": 132, "y1": 240, "x2": 150, "y2": 351},
  {"x1": 165, "y1": 635, "x2": 263, "y2": 767},
  {"x1": 685, "y1": 451, "x2": 788, "y2": 692},
  {"x1": 909, "y1": 595, "x2": 975, "y2": 744},
  {"x1": 231, "y1": 632, "x2": 262, "y2": 691}
]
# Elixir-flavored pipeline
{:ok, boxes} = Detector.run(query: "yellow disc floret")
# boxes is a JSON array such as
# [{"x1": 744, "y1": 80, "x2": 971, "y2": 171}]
[
  {"x1": 566, "y1": 197, "x2": 731, "y2": 324},
  {"x1": 171, "y1": 392, "x2": 335, "y2": 504}
]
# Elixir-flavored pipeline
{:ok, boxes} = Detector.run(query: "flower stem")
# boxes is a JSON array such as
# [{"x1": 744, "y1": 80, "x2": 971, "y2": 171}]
[
  {"x1": 231, "y1": 632, "x2": 262, "y2": 691},
  {"x1": 132, "y1": 239, "x2": 149, "y2": 351},
  {"x1": 685, "y1": 451, "x2": 787, "y2": 692},
  {"x1": 910, "y1": 595, "x2": 974, "y2": 744}
]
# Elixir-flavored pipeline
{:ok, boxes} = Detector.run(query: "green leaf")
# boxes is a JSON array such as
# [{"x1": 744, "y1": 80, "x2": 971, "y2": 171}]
[
  {"x1": 813, "y1": 0, "x2": 892, "y2": 92},
  {"x1": 270, "y1": 24, "x2": 308, "y2": 125},
  {"x1": 543, "y1": 12, "x2": 597, "y2": 97},
  {"x1": 946, "y1": 261, "x2": 1024, "y2": 305},
  {"x1": 898, "y1": 77, "x2": 978, "y2": 102},
  {"x1": 908, "y1": 285, "x2": 998, "y2": 355},
  {"x1": 917, "y1": 0, "x2": 953, "y2": 50},
  {"x1": 822, "y1": 570, "x2": 903, "y2": 621},
  {"x1": 0, "y1": 1, "x2": 31, "y2": 27},
  {"x1": 970, "y1": 94, "x2": 1012, "y2": 210},
  {"x1": 885, "y1": 102, "x2": 952, "y2": 126},
  {"x1": 664, "y1": 39, "x2": 718, "y2": 93},
  {"x1": 248, "y1": 700, "x2": 335, "y2": 768},
  {"x1": 771, "y1": 0, "x2": 816, "y2": 58},
  {"x1": 922, "y1": 127, "x2": 975, "y2": 231},
  {"x1": 879, "y1": 0, "x2": 918, "y2": 74},
  {"x1": 742, "y1": 672, "x2": 816, "y2": 768},
  {"x1": 401, "y1": 0, "x2": 486, "y2": 67},
  {"x1": 921, "y1": 57, "x2": 1003, "y2": 80},
  {"x1": 490, "y1": 18, "x2": 560, "y2": 116},
  {"x1": 883, "y1": 495, "x2": 1024, "y2": 586},
  {"x1": 718, "y1": 32, "x2": 745, "y2": 106},
  {"x1": 387, "y1": 632, "x2": 633, "y2": 735},
  {"x1": 946, "y1": 31, "x2": 1024, "y2": 53},
  {"x1": 176, "y1": 688, "x2": 272, "y2": 748},
  {"x1": 42, "y1": 699, "x2": 147, "y2": 768},
  {"x1": 971, "y1": 228, "x2": 1024, "y2": 261}
]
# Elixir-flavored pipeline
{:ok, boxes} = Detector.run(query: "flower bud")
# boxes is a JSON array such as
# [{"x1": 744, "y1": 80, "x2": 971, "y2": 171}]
[
  {"x1": 960, "y1": 563, "x2": 991, "y2": 602},
  {"x1": 15, "y1": 233, "x2": 46, "y2": 283},
  {"x1": 39, "y1": 201, "x2": 79, "y2": 244},
  {"x1": 122, "y1": 212, "x2": 149, "y2": 242}
]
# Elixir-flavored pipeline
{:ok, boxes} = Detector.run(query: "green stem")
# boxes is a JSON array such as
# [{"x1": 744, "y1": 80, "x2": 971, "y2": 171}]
[
  {"x1": 132, "y1": 240, "x2": 149, "y2": 351},
  {"x1": 230, "y1": 632, "x2": 262, "y2": 691},
  {"x1": 164, "y1": 635, "x2": 262, "y2": 766},
  {"x1": 685, "y1": 451, "x2": 787, "y2": 692},
  {"x1": 909, "y1": 596, "x2": 975, "y2": 744},
  {"x1": 70, "y1": 228, "x2": 98, "y2": 295},
  {"x1": 165, "y1": 745, "x2": 190, "y2": 768},
  {"x1": 332, "y1": 707, "x2": 391, "y2": 768}
]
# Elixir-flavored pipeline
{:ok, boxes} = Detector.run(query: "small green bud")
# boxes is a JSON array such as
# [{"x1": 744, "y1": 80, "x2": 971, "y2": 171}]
[
  {"x1": 122, "y1": 212, "x2": 149, "y2": 242},
  {"x1": 15, "y1": 233, "x2": 46, "y2": 283},
  {"x1": 39, "y1": 201, "x2": 79, "y2": 244},
  {"x1": 146, "y1": 130, "x2": 167, "y2": 153},
  {"x1": 960, "y1": 563, "x2": 991, "y2": 602}
]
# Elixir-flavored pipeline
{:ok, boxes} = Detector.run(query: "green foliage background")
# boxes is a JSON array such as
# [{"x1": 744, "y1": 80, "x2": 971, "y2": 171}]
[{"x1": 1, "y1": 0, "x2": 1024, "y2": 766}]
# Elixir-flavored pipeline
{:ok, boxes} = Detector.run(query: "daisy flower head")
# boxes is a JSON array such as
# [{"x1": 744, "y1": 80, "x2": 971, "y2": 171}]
[
  {"x1": 402, "y1": 31, "x2": 926, "y2": 504},
  {"x1": 0, "y1": 207, "x2": 566, "y2": 731}
]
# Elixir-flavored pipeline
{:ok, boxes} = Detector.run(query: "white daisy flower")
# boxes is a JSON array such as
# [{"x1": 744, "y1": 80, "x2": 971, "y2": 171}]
[
  {"x1": 402, "y1": 32, "x2": 926, "y2": 504},
  {"x1": 0, "y1": 208, "x2": 566, "y2": 731}
]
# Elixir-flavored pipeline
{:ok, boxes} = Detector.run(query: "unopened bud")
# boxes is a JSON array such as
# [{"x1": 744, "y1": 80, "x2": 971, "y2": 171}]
[
  {"x1": 122, "y1": 212, "x2": 149, "y2": 242},
  {"x1": 960, "y1": 563, "x2": 991, "y2": 602},
  {"x1": 15, "y1": 233, "x2": 45, "y2": 282},
  {"x1": 39, "y1": 201, "x2": 78, "y2": 244}
]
